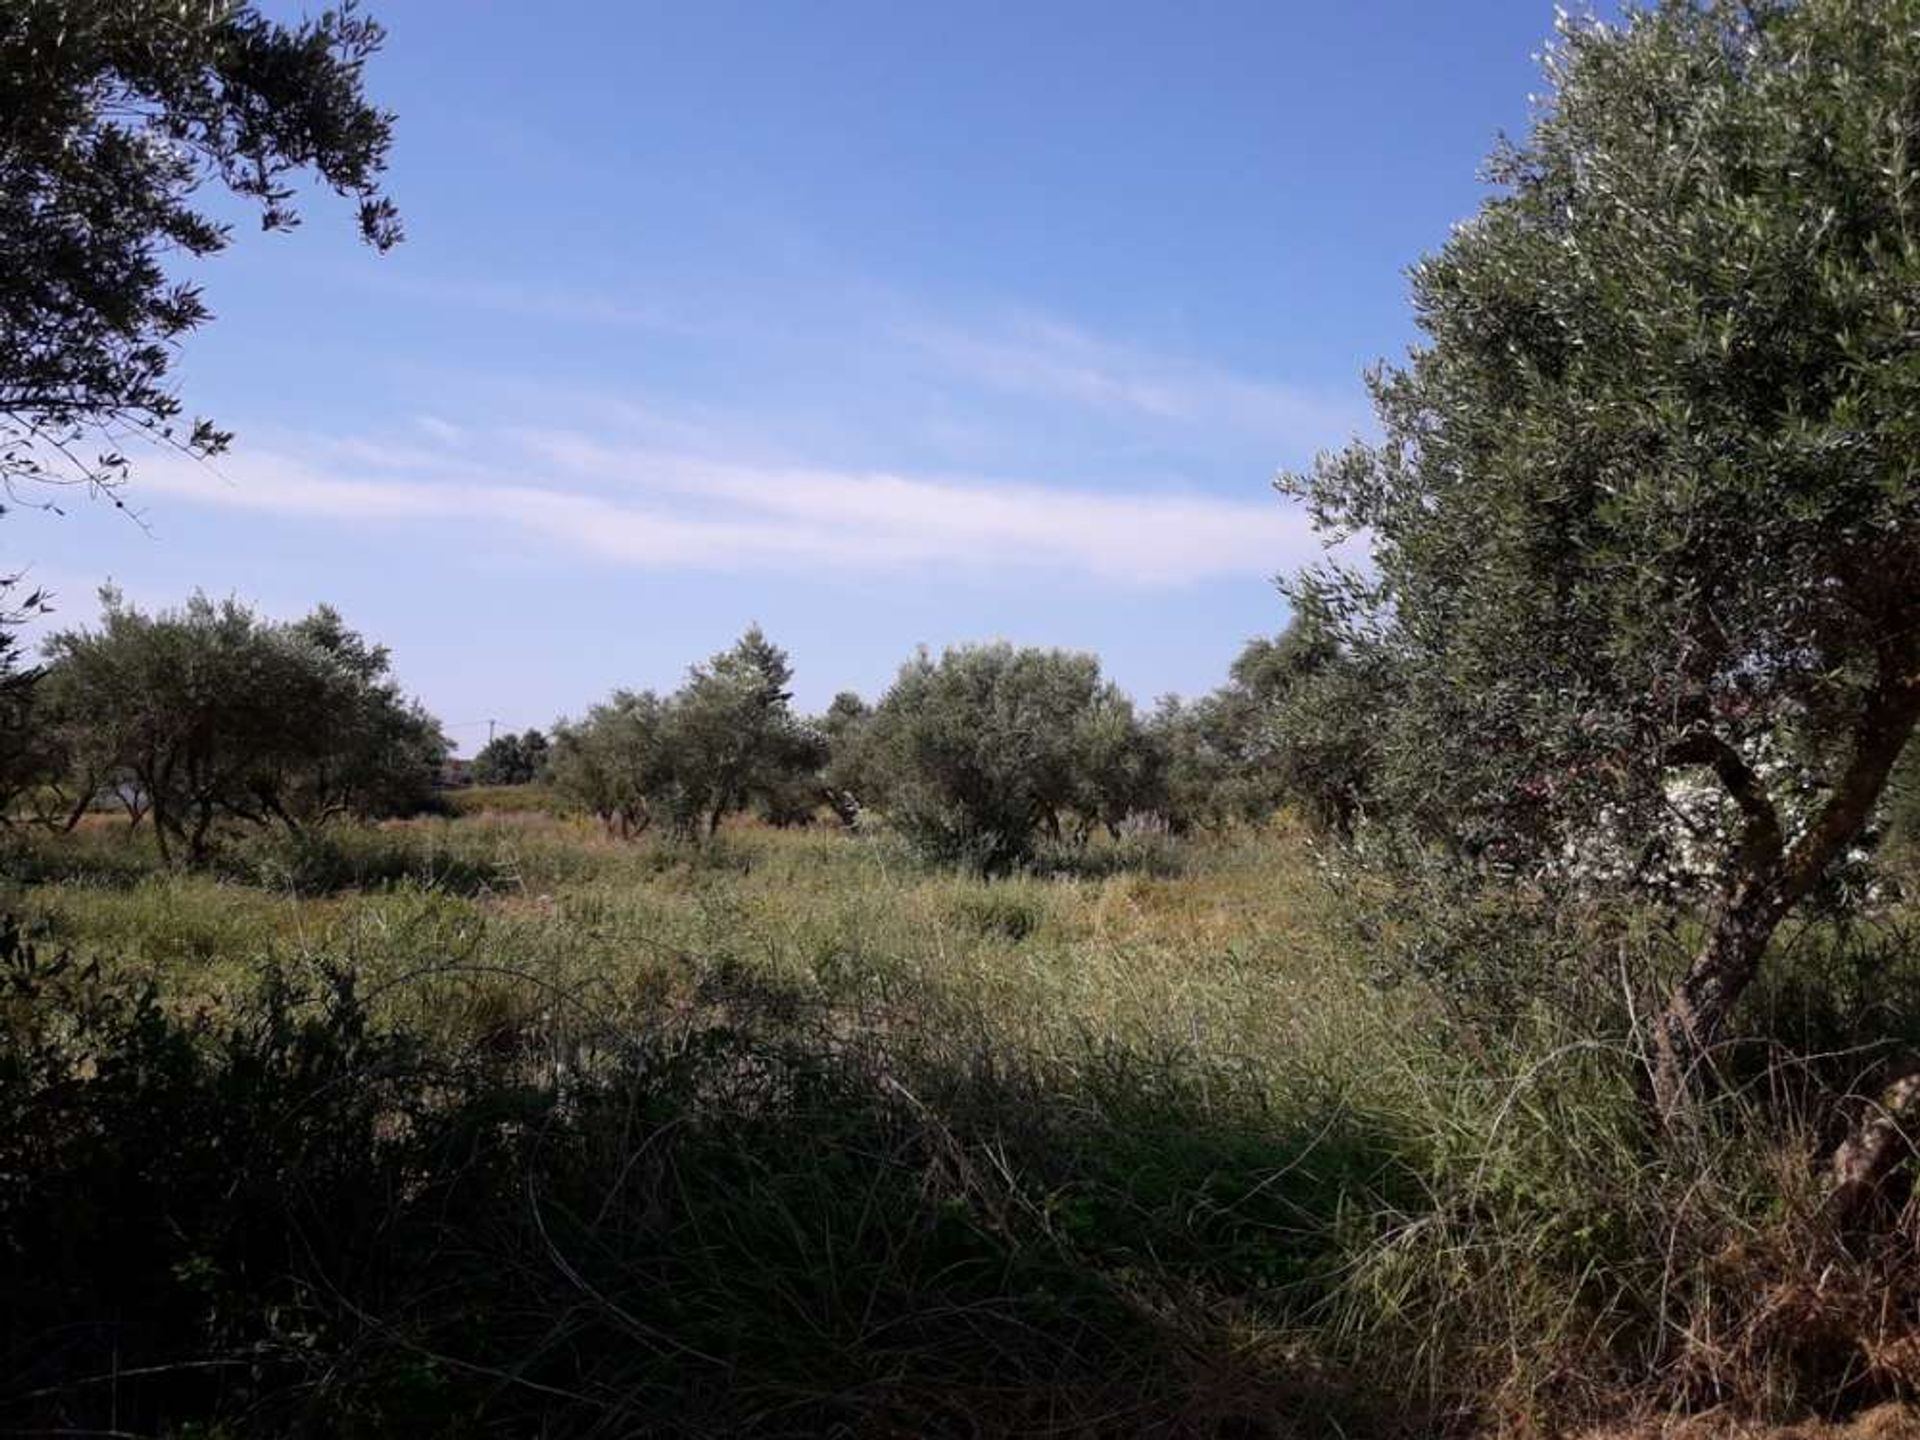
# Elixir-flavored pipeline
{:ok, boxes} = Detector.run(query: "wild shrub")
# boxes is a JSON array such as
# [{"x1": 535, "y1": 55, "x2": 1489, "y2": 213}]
[{"x1": 220, "y1": 825, "x2": 505, "y2": 896}]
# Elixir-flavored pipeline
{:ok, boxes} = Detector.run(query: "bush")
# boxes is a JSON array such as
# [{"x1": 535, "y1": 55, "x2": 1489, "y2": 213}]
[{"x1": 219, "y1": 825, "x2": 506, "y2": 896}]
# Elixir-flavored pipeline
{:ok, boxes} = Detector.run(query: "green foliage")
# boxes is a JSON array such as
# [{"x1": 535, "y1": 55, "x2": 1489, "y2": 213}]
[
  {"x1": 1886, "y1": 735, "x2": 1920, "y2": 871},
  {"x1": 818, "y1": 688, "x2": 874, "y2": 826},
  {"x1": 1153, "y1": 600, "x2": 1379, "y2": 836},
  {"x1": 221, "y1": 825, "x2": 507, "y2": 897},
  {"x1": 858, "y1": 642, "x2": 1155, "y2": 872},
  {"x1": 549, "y1": 687, "x2": 672, "y2": 836},
  {"x1": 1279, "y1": 0, "x2": 1920, "y2": 1112},
  {"x1": 669, "y1": 625, "x2": 819, "y2": 834},
  {"x1": 469, "y1": 727, "x2": 550, "y2": 786},
  {"x1": 551, "y1": 628, "x2": 823, "y2": 840},
  {"x1": 1286, "y1": 0, "x2": 1920, "y2": 876},
  {"x1": 0, "y1": 573, "x2": 52, "y2": 822},
  {"x1": 35, "y1": 589, "x2": 446, "y2": 863},
  {"x1": 0, "y1": 0, "x2": 397, "y2": 505},
  {"x1": 0, "y1": 899, "x2": 1400, "y2": 1437},
  {"x1": 13, "y1": 809, "x2": 1920, "y2": 1433}
]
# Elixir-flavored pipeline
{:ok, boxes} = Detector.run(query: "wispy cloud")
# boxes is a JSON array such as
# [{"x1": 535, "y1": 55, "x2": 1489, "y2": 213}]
[
  {"x1": 137, "y1": 432, "x2": 1337, "y2": 587},
  {"x1": 115, "y1": 288, "x2": 1367, "y2": 590},
  {"x1": 342, "y1": 268, "x2": 703, "y2": 335},
  {"x1": 336, "y1": 266, "x2": 1366, "y2": 468},
  {"x1": 412, "y1": 414, "x2": 465, "y2": 446},
  {"x1": 899, "y1": 312, "x2": 1367, "y2": 454}
]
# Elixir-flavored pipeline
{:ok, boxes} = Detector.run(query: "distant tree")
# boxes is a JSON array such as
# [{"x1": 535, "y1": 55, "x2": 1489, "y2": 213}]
[
  {"x1": 1151, "y1": 603, "x2": 1376, "y2": 837},
  {"x1": 549, "y1": 692, "x2": 671, "y2": 838},
  {"x1": 751, "y1": 722, "x2": 831, "y2": 828},
  {"x1": 1, "y1": 0, "x2": 399, "y2": 510},
  {"x1": 1255, "y1": 596, "x2": 1382, "y2": 839},
  {"x1": 551, "y1": 629, "x2": 819, "y2": 841},
  {"x1": 1280, "y1": 0, "x2": 1920, "y2": 1119},
  {"x1": 277, "y1": 605, "x2": 447, "y2": 822},
  {"x1": 666, "y1": 627, "x2": 812, "y2": 838},
  {"x1": 818, "y1": 690, "x2": 874, "y2": 827},
  {"x1": 1149, "y1": 696, "x2": 1233, "y2": 834},
  {"x1": 38, "y1": 590, "x2": 444, "y2": 863},
  {"x1": 471, "y1": 729, "x2": 551, "y2": 787},
  {"x1": 1065, "y1": 686, "x2": 1163, "y2": 842},
  {"x1": 861, "y1": 643, "x2": 1137, "y2": 872}
]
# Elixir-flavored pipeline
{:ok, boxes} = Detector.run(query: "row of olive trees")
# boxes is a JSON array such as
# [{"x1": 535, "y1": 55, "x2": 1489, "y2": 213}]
[
  {"x1": 548, "y1": 622, "x2": 1370, "y2": 871},
  {"x1": 0, "y1": 589, "x2": 447, "y2": 864},
  {"x1": 0, "y1": 591, "x2": 1357, "y2": 872}
]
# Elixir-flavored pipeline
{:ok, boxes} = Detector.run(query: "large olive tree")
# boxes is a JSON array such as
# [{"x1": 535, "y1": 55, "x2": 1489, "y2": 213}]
[{"x1": 1285, "y1": 0, "x2": 1920, "y2": 1119}]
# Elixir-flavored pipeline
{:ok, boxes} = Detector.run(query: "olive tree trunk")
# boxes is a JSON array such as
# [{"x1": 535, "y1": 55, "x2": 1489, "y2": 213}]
[{"x1": 1650, "y1": 672, "x2": 1920, "y2": 1126}]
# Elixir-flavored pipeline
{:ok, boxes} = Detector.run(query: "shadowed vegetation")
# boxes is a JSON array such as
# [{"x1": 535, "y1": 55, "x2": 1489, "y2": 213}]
[{"x1": 4, "y1": 813, "x2": 1920, "y2": 1435}]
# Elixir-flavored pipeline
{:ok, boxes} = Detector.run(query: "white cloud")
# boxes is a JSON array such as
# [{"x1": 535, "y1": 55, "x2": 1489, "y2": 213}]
[{"x1": 136, "y1": 438, "x2": 1340, "y2": 588}]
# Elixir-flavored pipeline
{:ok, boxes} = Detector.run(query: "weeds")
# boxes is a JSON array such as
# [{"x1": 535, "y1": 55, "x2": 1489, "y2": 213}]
[{"x1": 4, "y1": 817, "x2": 1920, "y2": 1434}]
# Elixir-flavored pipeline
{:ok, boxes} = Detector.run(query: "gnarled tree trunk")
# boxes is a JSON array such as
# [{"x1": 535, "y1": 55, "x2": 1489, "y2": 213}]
[
  {"x1": 1650, "y1": 669, "x2": 1920, "y2": 1127},
  {"x1": 1650, "y1": 870, "x2": 1789, "y2": 1121}
]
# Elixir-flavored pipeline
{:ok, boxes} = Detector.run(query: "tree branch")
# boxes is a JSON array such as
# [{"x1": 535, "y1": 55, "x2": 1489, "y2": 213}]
[
  {"x1": 1780, "y1": 663, "x2": 1920, "y2": 905},
  {"x1": 1665, "y1": 727, "x2": 1785, "y2": 874}
]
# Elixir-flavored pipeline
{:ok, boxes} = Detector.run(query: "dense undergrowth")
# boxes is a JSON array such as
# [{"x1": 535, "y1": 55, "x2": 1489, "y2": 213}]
[{"x1": 5, "y1": 809, "x2": 1920, "y2": 1435}]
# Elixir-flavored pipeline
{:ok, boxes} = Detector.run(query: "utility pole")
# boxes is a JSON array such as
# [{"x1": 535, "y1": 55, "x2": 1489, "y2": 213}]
[{"x1": 487, "y1": 718, "x2": 497, "y2": 746}]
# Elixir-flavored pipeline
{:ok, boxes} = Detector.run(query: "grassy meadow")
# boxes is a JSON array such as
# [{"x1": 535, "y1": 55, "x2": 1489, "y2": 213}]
[{"x1": 7, "y1": 798, "x2": 1920, "y2": 1437}]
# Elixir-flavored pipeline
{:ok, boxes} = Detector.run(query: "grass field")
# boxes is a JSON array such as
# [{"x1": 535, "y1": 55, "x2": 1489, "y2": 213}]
[{"x1": 7, "y1": 801, "x2": 1920, "y2": 1436}]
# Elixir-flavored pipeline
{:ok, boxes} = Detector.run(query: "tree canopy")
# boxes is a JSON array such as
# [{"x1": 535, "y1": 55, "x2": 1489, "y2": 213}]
[
  {"x1": 550, "y1": 629, "x2": 821, "y2": 840},
  {"x1": 471, "y1": 729, "x2": 551, "y2": 787},
  {"x1": 1282, "y1": 0, "x2": 1920, "y2": 1116},
  {"x1": 0, "y1": 0, "x2": 398, "y2": 510},
  {"x1": 35, "y1": 590, "x2": 445, "y2": 863},
  {"x1": 856, "y1": 643, "x2": 1153, "y2": 872}
]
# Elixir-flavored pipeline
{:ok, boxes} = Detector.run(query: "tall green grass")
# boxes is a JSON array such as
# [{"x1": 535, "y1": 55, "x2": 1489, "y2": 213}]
[{"x1": 5, "y1": 814, "x2": 1920, "y2": 1435}]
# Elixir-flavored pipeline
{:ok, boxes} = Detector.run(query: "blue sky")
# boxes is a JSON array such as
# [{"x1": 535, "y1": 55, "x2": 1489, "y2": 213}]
[{"x1": 17, "y1": 1, "x2": 1569, "y2": 752}]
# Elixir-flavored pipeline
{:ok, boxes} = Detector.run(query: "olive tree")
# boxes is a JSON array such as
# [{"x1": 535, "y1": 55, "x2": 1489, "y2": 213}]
[
  {"x1": 471, "y1": 729, "x2": 550, "y2": 787},
  {"x1": 551, "y1": 629, "x2": 820, "y2": 840},
  {"x1": 549, "y1": 692, "x2": 672, "y2": 838},
  {"x1": 1152, "y1": 604, "x2": 1376, "y2": 837},
  {"x1": 1, "y1": 0, "x2": 398, "y2": 508},
  {"x1": 38, "y1": 590, "x2": 445, "y2": 863},
  {"x1": 666, "y1": 627, "x2": 811, "y2": 837},
  {"x1": 1064, "y1": 686, "x2": 1163, "y2": 842},
  {"x1": 818, "y1": 690, "x2": 874, "y2": 827},
  {"x1": 1283, "y1": 0, "x2": 1920, "y2": 1120},
  {"x1": 860, "y1": 643, "x2": 1141, "y2": 872}
]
